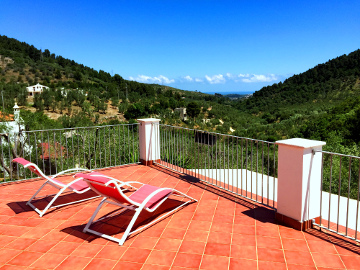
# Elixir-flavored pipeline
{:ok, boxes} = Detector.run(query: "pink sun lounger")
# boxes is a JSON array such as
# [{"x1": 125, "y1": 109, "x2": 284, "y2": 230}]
[
  {"x1": 13, "y1": 157, "x2": 122, "y2": 217},
  {"x1": 76, "y1": 172, "x2": 197, "y2": 245}
]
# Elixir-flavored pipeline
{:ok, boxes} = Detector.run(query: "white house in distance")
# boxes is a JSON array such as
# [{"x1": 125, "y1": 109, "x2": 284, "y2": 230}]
[
  {"x1": 174, "y1": 107, "x2": 187, "y2": 121},
  {"x1": 0, "y1": 103, "x2": 24, "y2": 133},
  {"x1": 26, "y1": 83, "x2": 49, "y2": 96}
]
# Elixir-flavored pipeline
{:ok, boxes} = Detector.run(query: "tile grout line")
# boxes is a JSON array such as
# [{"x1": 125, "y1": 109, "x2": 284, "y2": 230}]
[{"x1": 277, "y1": 223, "x2": 289, "y2": 270}]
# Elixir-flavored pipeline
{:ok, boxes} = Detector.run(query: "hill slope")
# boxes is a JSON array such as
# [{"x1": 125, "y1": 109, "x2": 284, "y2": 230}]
[{"x1": 237, "y1": 49, "x2": 360, "y2": 113}]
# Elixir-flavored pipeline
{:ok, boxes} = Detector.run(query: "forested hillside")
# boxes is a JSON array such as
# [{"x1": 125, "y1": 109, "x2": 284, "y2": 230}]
[{"x1": 1, "y1": 35, "x2": 360, "y2": 154}]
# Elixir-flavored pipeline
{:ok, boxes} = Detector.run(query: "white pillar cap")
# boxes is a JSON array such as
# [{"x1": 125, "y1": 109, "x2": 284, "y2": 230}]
[{"x1": 276, "y1": 138, "x2": 326, "y2": 149}]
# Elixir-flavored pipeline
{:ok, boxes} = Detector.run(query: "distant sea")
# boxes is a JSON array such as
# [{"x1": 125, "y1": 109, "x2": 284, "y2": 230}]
[{"x1": 204, "y1": 91, "x2": 254, "y2": 95}]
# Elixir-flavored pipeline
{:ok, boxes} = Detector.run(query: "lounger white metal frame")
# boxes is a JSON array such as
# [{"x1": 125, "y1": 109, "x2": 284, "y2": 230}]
[
  {"x1": 76, "y1": 173, "x2": 197, "y2": 245},
  {"x1": 13, "y1": 157, "x2": 99, "y2": 217}
]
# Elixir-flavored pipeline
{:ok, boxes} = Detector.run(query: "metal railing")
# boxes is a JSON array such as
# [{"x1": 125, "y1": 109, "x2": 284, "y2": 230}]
[
  {"x1": 314, "y1": 150, "x2": 360, "y2": 242},
  {"x1": 155, "y1": 124, "x2": 278, "y2": 208},
  {"x1": 0, "y1": 123, "x2": 140, "y2": 183}
]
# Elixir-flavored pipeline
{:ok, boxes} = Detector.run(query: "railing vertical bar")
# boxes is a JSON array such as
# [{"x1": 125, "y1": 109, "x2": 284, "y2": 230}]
[
  {"x1": 346, "y1": 157, "x2": 352, "y2": 236},
  {"x1": 53, "y1": 131, "x2": 57, "y2": 175},
  {"x1": 47, "y1": 131, "x2": 51, "y2": 175},
  {"x1": 262, "y1": 142, "x2": 264, "y2": 204},
  {"x1": 223, "y1": 137, "x2": 225, "y2": 189},
  {"x1": 65, "y1": 131, "x2": 69, "y2": 170},
  {"x1": 107, "y1": 126, "x2": 111, "y2": 166},
  {"x1": 117, "y1": 125, "x2": 121, "y2": 166},
  {"x1": 71, "y1": 130, "x2": 75, "y2": 168},
  {"x1": 241, "y1": 138, "x2": 243, "y2": 196},
  {"x1": 355, "y1": 159, "x2": 360, "y2": 240},
  {"x1": 273, "y1": 143, "x2": 276, "y2": 208},
  {"x1": 319, "y1": 151, "x2": 324, "y2": 231},
  {"x1": 337, "y1": 157, "x2": 342, "y2": 233},
  {"x1": 0, "y1": 137, "x2": 4, "y2": 181},
  {"x1": 256, "y1": 141, "x2": 258, "y2": 202},
  {"x1": 236, "y1": 137, "x2": 239, "y2": 194},
  {"x1": 245, "y1": 139, "x2": 248, "y2": 197},
  {"x1": 127, "y1": 125, "x2": 130, "y2": 165},
  {"x1": 77, "y1": 128, "x2": 81, "y2": 168},
  {"x1": 59, "y1": 131, "x2": 63, "y2": 172},
  {"x1": 251, "y1": 140, "x2": 253, "y2": 199},
  {"x1": 8, "y1": 135, "x2": 12, "y2": 181},
  {"x1": 227, "y1": 137, "x2": 230, "y2": 190},
  {"x1": 328, "y1": 154, "x2": 333, "y2": 230},
  {"x1": 266, "y1": 143, "x2": 268, "y2": 205},
  {"x1": 215, "y1": 133, "x2": 218, "y2": 186}
]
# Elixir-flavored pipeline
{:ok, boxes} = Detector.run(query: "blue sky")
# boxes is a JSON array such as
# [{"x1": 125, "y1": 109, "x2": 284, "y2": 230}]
[{"x1": 0, "y1": 0, "x2": 359, "y2": 93}]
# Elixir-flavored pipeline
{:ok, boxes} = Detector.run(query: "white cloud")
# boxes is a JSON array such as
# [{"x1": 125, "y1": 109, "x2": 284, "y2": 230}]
[
  {"x1": 195, "y1": 78, "x2": 203, "y2": 82},
  {"x1": 184, "y1": 75, "x2": 193, "y2": 82},
  {"x1": 129, "y1": 75, "x2": 175, "y2": 84},
  {"x1": 242, "y1": 74, "x2": 278, "y2": 83},
  {"x1": 205, "y1": 74, "x2": 226, "y2": 84}
]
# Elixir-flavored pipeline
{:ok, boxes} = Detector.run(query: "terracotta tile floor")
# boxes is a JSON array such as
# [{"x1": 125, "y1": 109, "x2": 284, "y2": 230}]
[{"x1": 0, "y1": 164, "x2": 360, "y2": 269}]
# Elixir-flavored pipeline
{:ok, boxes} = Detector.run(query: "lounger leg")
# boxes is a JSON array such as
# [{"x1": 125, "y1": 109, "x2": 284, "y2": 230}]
[
  {"x1": 27, "y1": 181, "x2": 53, "y2": 216},
  {"x1": 38, "y1": 185, "x2": 69, "y2": 217},
  {"x1": 83, "y1": 197, "x2": 107, "y2": 233},
  {"x1": 118, "y1": 208, "x2": 143, "y2": 246}
]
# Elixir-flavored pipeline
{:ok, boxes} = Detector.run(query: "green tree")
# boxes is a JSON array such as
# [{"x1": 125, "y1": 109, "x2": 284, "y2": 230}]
[{"x1": 187, "y1": 102, "x2": 201, "y2": 119}]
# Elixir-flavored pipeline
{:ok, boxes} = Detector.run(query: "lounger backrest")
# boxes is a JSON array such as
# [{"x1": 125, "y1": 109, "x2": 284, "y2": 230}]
[
  {"x1": 13, "y1": 157, "x2": 45, "y2": 177},
  {"x1": 75, "y1": 173, "x2": 128, "y2": 204}
]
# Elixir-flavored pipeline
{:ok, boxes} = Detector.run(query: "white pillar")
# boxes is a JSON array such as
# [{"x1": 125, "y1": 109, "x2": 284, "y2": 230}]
[
  {"x1": 275, "y1": 138, "x2": 326, "y2": 230},
  {"x1": 137, "y1": 118, "x2": 161, "y2": 166}
]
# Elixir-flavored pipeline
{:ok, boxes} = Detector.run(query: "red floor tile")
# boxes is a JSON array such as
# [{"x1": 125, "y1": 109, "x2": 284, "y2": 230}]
[
  {"x1": 257, "y1": 247, "x2": 285, "y2": 263},
  {"x1": 26, "y1": 240, "x2": 58, "y2": 253},
  {"x1": 231, "y1": 233, "x2": 256, "y2": 246},
  {"x1": 145, "y1": 250, "x2": 176, "y2": 266},
  {"x1": 204, "y1": 242, "x2": 231, "y2": 257},
  {"x1": 307, "y1": 239, "x2": 337, "y2": 254},
  {"x1": 229, "y1": 258, "x2": 257, "y2": 270},
  {"x1": 48, "y1": 241, "x2": 81, "y2": 255},
  {"x1": 160, "y1": 227, "x2": 186, "y2": 240},
  {"x1": 230, "y1": 245, "x2": 257, "y2": 260},
  {"x1": 83, "y1": 258, "x2": 117, "y2": 270},
  {"x1": 172, "y1": 253, "x2": 202, "y2": 268},
  {"x1": 30, "y1": 253, "x2": 67, "y2": 269},
  {"x1": 71, "y1": 243, "x2": 104, "y2": 258},
  {"x1": 311, "y1": 253, "x2": 345, "y2": 268},
  {"x1": 95, "y1": 245, "x2": 127, "y2": 260},
  {"x1": 130, "y1": 236, "x2": 159, "y2": 249},
  {"x1": 7, "y1": 251, "x2": 43, "y2": 267},
  {"x1": 207, "y1": 231, "x2": 232, "y2": 244},
  {"x1": 120, "y1": 248, "x2": 151, "y2": 263},
  {"x1": 340, "y1": 254, "x2": 360, "y2": 269},
  {"x1": 0, "y1": 249, "x2": 22, "y2": 265},
  {"x1": 55, "y1": 256, "x2": 92, "y2": 270},
  {"x1": 183, "y1": 229, "x2": 209, "y2": 242},
  {"x1": 256, "y1": 235, "x2": 282, "y2": 249},
  {"x1": 200, "y1": 255, "x2": 230, "y2": 270},
  {"x1": 155, "y1": 238, "x2": 181, "y2": 251},
  {"x1": 113, "y1": 261, "x2": 142, "y2": 270},
  {"x1": 258, "y1": 260, "x2": 287, "y2": 270},
  {"x1": 281, "y1": 238, "x2": 310, "y2": 252},
  {"x1": 284, "y1": 250, "x2": 315, "y2": 266},
  {"x1": 5, "y1": 238, "x2": 37, "y2": 250},
  {"x1": 179, "y1": 240, "x2": 206, "y2": 254}
]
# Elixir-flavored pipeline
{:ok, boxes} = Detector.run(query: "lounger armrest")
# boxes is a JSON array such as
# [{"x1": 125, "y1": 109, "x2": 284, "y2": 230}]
[{"x1": 53, "y1": 168, "x2": 90, "y2": 178}]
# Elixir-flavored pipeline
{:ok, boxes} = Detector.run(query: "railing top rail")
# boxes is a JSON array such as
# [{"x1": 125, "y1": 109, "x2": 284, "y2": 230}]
[
  {"x1": 315, "y1": 150, "x2": 360, "y2": 160},
  {"x1": 158, "y1": 124, "x2": 276, "y2": 145},
  {"x1": 0, "y1": 123, "x2": 139, "y2": 134}
]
